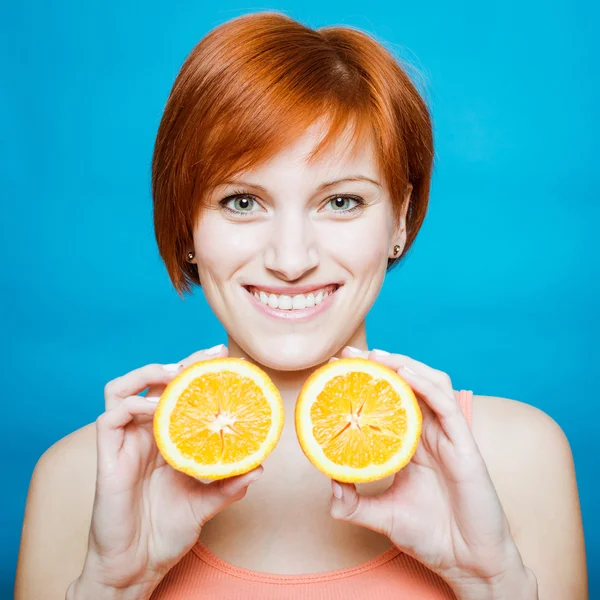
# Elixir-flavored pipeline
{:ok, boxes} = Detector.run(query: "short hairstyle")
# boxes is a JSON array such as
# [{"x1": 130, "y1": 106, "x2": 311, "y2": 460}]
[{"x1": 152, "y1": 11, "x2": 434, "y2": 298}]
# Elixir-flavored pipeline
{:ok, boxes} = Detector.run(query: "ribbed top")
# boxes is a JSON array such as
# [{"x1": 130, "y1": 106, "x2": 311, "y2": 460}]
[{"x1": 151, "y1": 390, "x2": 473, "y2": 599}]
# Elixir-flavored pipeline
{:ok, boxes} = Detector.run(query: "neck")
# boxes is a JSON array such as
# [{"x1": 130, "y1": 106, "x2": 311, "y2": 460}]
[{"x1": 225, "y1": 323, "x2": 369, "y2": 401}]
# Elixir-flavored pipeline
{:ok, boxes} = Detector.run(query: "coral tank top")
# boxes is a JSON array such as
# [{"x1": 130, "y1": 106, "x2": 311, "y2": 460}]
[{"x1": 151, "y1": 390, "x2": 474, "y2": 599}]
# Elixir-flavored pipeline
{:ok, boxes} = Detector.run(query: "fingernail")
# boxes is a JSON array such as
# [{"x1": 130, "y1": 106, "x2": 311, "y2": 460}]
[
  {"x1": 332, "y1": 481, "x2": 343, "y2": 499},
  {"x1": 401, "y1": 365, "x2": 417, "y2": 374},
  {"x1": 145, "y1": 395, "x2": 160, "y2": 403},
  {"x1": 249, "y1": 467, "x2": 264, "y2": 482},
  {"x1": 163, "y1": 363, "x2": 183, "y2": 372},
  {"x1": 329, "y1": 357, "x2": 339, "y2": 363},
  {"x1": 345, "y1": 346, "x2": 363, "y2": 354},
  {"x1": 205, "y1": 344, "x2": 224, "y2": 356},
  {"x1": 373, "y1": 349, "x2": 390, "y2": 355}
]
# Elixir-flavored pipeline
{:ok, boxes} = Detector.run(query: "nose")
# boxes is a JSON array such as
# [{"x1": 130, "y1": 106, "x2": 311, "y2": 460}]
[{"x1": 263, "y1": 211, "x2": 319, "y2": 281}]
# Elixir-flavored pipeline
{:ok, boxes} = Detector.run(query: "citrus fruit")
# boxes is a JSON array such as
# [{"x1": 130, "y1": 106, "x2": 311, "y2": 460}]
[
  {"x1": 154, "y1": 357, "x2": 284, "y2": 480},
  {"x1": 295, "y1": 357, "x2": 422, "y2": 483}
]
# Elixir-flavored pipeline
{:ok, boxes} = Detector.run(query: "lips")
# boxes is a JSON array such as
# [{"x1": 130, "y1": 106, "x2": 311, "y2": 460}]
[{"x1": 245, "y1": 284, "x2": 339, "y2": 311}]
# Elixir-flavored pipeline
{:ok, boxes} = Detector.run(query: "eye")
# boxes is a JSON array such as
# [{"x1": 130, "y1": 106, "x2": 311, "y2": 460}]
[
  {"x1": 325, "y1": 195, "x2": 365, "y2": 213},
  {"x1": 231, "y1": 196, "x2": 254, "y2": 211},
  {"x1": 220, "y1": 192, "x2": 259, "y2": 215}
]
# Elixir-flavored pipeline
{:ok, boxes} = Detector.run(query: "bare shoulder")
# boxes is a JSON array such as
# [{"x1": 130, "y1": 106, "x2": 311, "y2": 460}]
[
  {"x1": 469, "y1": 394, "x2": 587, "y2": 598},
  {"x1": 470, "y1": 392, "x2": 568, "y2": 461},
  {"x1": 470, "y1": 393, "x2": 572, "y2": 535},
  {"x1": 15, "y1": 423, "x2": 98, "y2": 600}
]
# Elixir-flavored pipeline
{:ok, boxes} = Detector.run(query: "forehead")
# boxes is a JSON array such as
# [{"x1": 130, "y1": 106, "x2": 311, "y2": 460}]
[{"x1": 232, "y1": 119, "x2": 379, "y2": 184}]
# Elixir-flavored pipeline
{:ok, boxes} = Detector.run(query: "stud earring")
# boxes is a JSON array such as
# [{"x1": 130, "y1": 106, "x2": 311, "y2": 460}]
[
  {"x1": 393, "y1": 244, "x2": 401, "y2": 256},
  {"x1": 187, "y1": 251, "x2": 195, "y2": 261}
]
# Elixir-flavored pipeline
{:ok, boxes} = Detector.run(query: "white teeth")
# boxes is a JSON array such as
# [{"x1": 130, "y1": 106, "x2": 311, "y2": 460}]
[
  {"x1": 278, "y1": 295, "x2": 292, "y2": 310},
  {"x1": 251, "y1": 286, "x2": 337, "y2": 310}
]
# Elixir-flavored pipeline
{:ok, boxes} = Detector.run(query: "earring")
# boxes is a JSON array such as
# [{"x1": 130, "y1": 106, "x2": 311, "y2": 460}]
[
  {"x1": 187, "y1": 251, "x2": 195, "y2": 261},
  {"x1": 393, "y1": 244, "x2": 401, "y2": 256}
]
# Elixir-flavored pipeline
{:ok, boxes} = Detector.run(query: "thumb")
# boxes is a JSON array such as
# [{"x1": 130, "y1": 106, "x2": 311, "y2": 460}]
[
  {"x1": 329, "y1": 480, "x2": 390, "y2": 537},
  {"x1": 193, "y1": 466, "x2": 264, "y2": 525}
]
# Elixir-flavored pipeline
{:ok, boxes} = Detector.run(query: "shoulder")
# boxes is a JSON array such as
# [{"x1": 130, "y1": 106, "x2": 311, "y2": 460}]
[
  {"x1": 36, "y1": 421, "x2": 97, "y2": 471},
  {"x1": 28, "y1": 423, "x2": 98, "y2": 508},
  {"x1": 15, "y1": 423, "x2": 98, "y2": 599},
  {"x1": 471, "y1": 392, "x2": 568, "y2": 452},
  {"x1": 469, "y1": 394, "x2": 587, "y2": 597},
  {"x1": 470, "y1": 393, "x2": 574, "y2": 539},
  {"x1": 470, "y1": 393, "x2": 571, "y2": 465}
]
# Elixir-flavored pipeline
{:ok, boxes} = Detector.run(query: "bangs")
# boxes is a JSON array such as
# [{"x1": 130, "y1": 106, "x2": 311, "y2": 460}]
[
  {"x1": 185, "y1": 58, "x2": 379, "y2": 218},
  {"x1": 198, "y1": 109, "x2": 376, "y2": 201}
]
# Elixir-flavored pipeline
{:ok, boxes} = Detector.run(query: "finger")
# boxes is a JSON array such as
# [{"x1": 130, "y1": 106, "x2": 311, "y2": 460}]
[
  {"x1": 145, "y1": 345, "x2": 229, "y2": 403},
  {"x1": 105, "y1": 345, "x2": 229, "y2": 410},
  {"x1": 330, "y1": 480, "x2": 390, "y2": 537},
  {"x1": 179, "y1": 344, "x2": 228, "y2": 369},
  {"x1": 104, "y1": 363, "x2": 185, "y2": 410},
  {"x1": 393, "y1": 368, "x2": 472, "y2": 442},
  {"x1": 340, "y1": 346, "x2": 370, "y2": 359},
  {"x1": 192, "y1": 466, "x2": 264, "y2": 525},
  {"x1": 96, "y1": 395, "x2": 158, "y2": 470},
  {"x1": 367, "y1": 349, "x2": 449, "y2": 390},
  {"x1": 364, "y1": 350, "x2": 467, "y2": 431}
]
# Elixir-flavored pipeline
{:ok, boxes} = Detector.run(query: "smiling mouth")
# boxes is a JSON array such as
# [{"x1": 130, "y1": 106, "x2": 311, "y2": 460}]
[{"x1": 244, "y1": 284, "x2": 340, "y2": 311}]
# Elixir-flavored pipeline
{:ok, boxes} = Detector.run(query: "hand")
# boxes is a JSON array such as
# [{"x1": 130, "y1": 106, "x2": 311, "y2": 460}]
[
  {"x1": 77, "y1": 345, "x2": 264, "y2": 596},
  {"x1": 329, "y1": 347, "x2": 527, "y2": 592}
]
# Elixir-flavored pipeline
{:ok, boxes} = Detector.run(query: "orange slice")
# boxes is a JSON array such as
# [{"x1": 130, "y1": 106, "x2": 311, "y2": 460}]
[
  {"x1": 154, "y1": 358, "x2": 284, "y2": 480},
  {"x1": 295, "y1": 357, "x2": 422, "y2": 483}
]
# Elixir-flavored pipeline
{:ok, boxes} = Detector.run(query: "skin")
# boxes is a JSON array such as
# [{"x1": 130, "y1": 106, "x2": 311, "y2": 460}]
[
  {"x1": 15, "y1": 120, "x2": 588, "y2": 599},
  {"x1": 191, "y1": 119, "x2": 401, "y2": 374}
]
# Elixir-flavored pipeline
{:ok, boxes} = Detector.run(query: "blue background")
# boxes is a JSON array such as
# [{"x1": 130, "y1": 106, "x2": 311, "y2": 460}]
[{"x1": 2, "y1": 1, "x2": 598, "y2": 598}]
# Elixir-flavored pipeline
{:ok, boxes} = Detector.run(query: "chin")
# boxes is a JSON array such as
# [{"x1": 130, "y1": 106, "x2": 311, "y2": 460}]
[{"x1": 241, "y1": 337, "x2": 334, "y2": 372}]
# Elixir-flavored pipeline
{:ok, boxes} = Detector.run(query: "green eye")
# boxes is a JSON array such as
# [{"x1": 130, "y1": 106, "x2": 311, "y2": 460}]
[
  {"x1": 232, "y1": 196, "x2": 254, "y2": 211},
  {"x1": 329, "y1": 196, "x2": 359, "y2": 211}
]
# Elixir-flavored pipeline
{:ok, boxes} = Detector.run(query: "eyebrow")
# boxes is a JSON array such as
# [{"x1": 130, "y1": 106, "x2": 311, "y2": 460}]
[{"x1": 219, "y1": 175, "x2": 381, "y2": 192}]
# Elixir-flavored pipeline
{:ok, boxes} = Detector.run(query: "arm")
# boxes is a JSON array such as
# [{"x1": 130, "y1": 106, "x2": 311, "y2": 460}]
[
  {"x1": 328, "y1": 347, "x2": 588, "y2": 600},
  {"x1": 474, "y1": 396, "x2": 588, "y2": 599},
  {"x1": 16, "y1": 347, "x2": 262, "y2": 600},
  {"x1": 15, "y1": 424, "x2": 98, "y2": 600}
]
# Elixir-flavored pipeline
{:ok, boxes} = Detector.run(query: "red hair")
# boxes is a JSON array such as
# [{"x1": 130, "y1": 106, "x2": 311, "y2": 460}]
[{"x1": 152, "y1": 11, "x2": 434, "y2": 298}]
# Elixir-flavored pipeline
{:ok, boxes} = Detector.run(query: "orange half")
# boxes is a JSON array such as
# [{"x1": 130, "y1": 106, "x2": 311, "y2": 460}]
[
  {"x1": 154, "y1": 358, "x2": 284, "y2": 480},
  {"x1": 295, "y1": 357, "x2": 422, "y2": 483}
]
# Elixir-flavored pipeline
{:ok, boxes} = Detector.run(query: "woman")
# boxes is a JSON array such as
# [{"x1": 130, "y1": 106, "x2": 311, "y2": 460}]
[{"x1": 15, "y1": 11, "x2": 587, "y2": 600}]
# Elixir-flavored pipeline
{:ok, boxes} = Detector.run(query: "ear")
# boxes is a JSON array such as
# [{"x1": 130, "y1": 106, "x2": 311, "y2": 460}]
[{"x1": 389, "y1": 182, "x2": 413, "y2": 259}]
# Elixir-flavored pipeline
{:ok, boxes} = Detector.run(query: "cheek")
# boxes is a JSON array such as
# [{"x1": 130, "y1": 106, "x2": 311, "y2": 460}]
[
  {"x1": 319, "y1": 217, "x2": 390, "y2": 270},
  {"x1": 193, "y1": 216, "x2": 262, "y2": 274}
]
